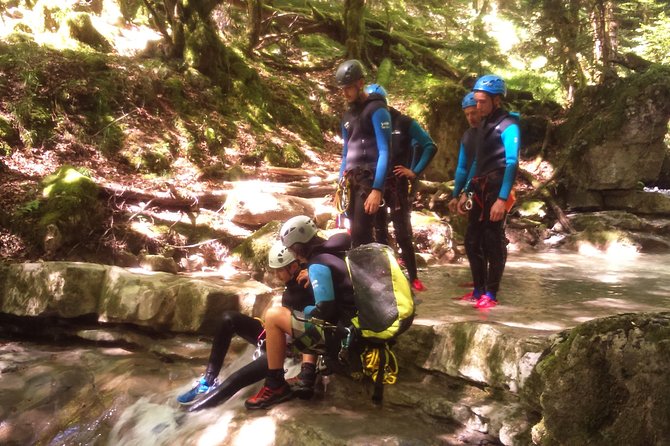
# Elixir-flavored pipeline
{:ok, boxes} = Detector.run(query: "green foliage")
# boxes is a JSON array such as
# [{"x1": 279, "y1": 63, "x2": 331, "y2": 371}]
[
  {"x1": 66, "y1": 12, "x2": 113, "y2": 52},
  {"x1": 636, "y1": 12, "x2": 670, "y2": 64}
]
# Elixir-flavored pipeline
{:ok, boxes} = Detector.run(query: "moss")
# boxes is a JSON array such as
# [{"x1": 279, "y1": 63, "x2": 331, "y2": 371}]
[
  {"x1": 37, "y1": 165, "x2": 103, "y2": 247},
  {"x1": 66, "y1": 13, "x2": 113, "y2": 53},
  {"x1": 231, "y1": 221, "x2": 281, "y2": 271},
  {"x1": 450, "y1": 324, "x2": 471, "y2": 366},
  {"x1": 518, "y1": 200, "x2": 546, "y2": 219}
]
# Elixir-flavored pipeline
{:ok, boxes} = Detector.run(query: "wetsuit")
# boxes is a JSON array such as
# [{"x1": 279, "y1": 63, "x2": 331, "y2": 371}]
[
  {"x1": 190, "y1": 274, "x2": 313, "y2": 411},
  {"x1": 374, "y1": 107, "x2": 436, "y2": 282},
  {"x1": 464, "y1": 108, "x2": 519, "y2": 299},
  {"x1": 339, "y1": 93, "x2": 391, "y2": 247},
  {"x1": 290, "y1": 232, "x2": 356, "y2": 357}
]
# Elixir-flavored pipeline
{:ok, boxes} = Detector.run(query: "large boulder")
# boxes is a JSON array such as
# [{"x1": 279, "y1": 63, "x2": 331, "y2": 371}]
[
  {"x1": 558, "y1": 66, "x2": 670, "y2": 194},
  {"x1": 524, "y1": 312, "x2": 670, "y2": 446}
]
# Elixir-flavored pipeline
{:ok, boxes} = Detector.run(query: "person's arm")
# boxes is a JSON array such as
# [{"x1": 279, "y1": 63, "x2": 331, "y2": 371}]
[
  {"x1": 408, "y1": 120, "x2": 436, "y2": 176},
  {"x1": 452, "y1": 141, "x2": 468, "y2": 198},
  {"x1": 370, "y1": 107, "x2": 391, "y2": 190},
  {"x1": 339, "y1": 124, "x2": 349, "y2": 180},
  {"x1": 302, "y1": 264, "x2": 336, "y2": 322},
  {"x1": 498, "y1": 124, "x2": 520, "y2": 200}
]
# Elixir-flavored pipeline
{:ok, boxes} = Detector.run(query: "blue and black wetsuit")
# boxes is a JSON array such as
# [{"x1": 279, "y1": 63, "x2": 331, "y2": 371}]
[
  {"x1": 190, "y1": 274, "x2": 313, "y2": 411},
  {"x1": 464, "y1": 107, "x2": 519, "y2": 299},
  {"x1": 339, "y1": 93, "x2": 391, "y2": 247},
  {"x1": 374, "y1": 107, "x2": 436, "y2": 282},
  {"x1": 453, "y1": 127, "x2": 477, "y2": 199},
  {"x1": 303, "y1": 232, "x2": 356, "y2": 326}
]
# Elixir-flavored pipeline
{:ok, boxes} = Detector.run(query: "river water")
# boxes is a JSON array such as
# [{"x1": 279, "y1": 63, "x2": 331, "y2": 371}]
[
  {"x1": 416, "y1": 250, "x2": 670, "y2": 332},
  {"x1": 1, "y1": 250, "x2": 669, "y2": 445}
]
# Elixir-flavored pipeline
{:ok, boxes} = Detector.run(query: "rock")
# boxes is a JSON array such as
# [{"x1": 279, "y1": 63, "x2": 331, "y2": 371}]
[
  {"x1": 526, "y1": 312, "x2": 670, "y2": 445},
  {"x1": 602, "y1": 190, "x2": 670, "y2": 215},
  {"x1": 558, "y1": 68, "x2": 670, "y2": 191},
  {"x1": 137, "y1": 252, "x2": 179, "y2": 274},
  {"x1": 224, "y1": 189, "x2": 315, "y2": 227},
  {"x1": 0, "y1": 262, "x2": 273, "y2": 333}
]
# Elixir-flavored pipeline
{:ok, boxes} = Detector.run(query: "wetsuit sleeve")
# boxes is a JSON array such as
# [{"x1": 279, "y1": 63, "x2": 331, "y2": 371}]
[
  {"x1": 499, "y1": 124, "x2": 520, "y2": 200},
  {"x1": 408, "y1": 120, "x2": 436, "y2": 175},
  {"x1": 303, "y1": 264, "x2": 336, "y2": 321},
  {"x1": 339, "y1": 124, "x2": 349, "y2": 180},
  {"x1": 370, "y1": 107, "x2": 391, "y2": 190},
  {"x1": 453, "y1": 142, "x2": 468, "y2": 198}
]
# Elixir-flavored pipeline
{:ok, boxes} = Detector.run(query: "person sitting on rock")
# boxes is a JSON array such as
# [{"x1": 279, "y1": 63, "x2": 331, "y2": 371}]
[
  {"x1": 176, "y1": 241, "x2": 314, "y2": 410},
  {"x1": 245, "y1": 215, "x2": 356, "y2": 410}
]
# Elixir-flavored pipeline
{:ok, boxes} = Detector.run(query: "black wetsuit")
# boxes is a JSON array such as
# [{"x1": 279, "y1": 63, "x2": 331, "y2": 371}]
[
  {"x1": 373, "y1": 107, "x2": 436, "y2": 282},
  {"x1": 464, "y1": 108, "x2": 519, "y2": 298},
  {"x1": 190, "y1": 276, "x2": 313, "y2": 411},
  {"x1": 339, "y1": 93, "x2": 391, "y2": 247}
]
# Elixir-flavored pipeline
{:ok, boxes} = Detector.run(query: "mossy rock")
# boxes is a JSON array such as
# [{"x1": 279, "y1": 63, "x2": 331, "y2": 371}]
[
  {"x1": 67, "y1": 12, "x2": 113, "y2": 52},
  {"x1": 38, "y1": 165, "x2": 103, "y2": 247},
  {"x1": 231, "y1": 221, "x2": 281, "y2": 272},
  {"x1": 517, "y1": 199, "x2": 547, "y2": 220}
]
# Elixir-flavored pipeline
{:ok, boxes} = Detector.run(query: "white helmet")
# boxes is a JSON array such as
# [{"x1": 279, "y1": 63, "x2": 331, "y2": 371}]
[
  {"x1": 280, "y1": 215, "x2": 317, "y2": 248},
  {"x1": 268, "y1": 241, "x2": 296, "y2": 269}
]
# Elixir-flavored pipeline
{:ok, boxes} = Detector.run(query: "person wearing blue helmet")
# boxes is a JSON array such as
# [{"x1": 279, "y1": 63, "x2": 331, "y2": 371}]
[
  {"x1": 364, "y1": 83, "x2": 437, "y2": 291},
  {"x1": 336, "y1": 60, "x2": 392, "y2": 247},
  {"x1": 449, "y1": 92, "x2": 484, "y2": 301},
  {"x1": 465, "y1": 74, "x2": 520, "y2": 309}
]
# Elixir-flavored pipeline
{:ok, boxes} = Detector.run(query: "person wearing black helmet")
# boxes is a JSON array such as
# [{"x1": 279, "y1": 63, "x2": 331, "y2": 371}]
[
  {"x1": 364, "y1": 83, "x2": 437, "y2": 292},
  {"x1": 466, "y1": 75, "x2": 520, "y2": 310},
  {"x1": 335, "y1": 60, "x2": 392, "y2": 248}
]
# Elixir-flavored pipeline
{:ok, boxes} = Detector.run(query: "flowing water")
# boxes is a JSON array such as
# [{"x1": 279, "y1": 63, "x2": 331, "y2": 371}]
[{"x1": 1, "y1": 251, "x2": 669, "y2": 445}]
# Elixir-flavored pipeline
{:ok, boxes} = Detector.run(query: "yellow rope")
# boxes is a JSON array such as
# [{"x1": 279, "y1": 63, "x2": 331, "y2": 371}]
[{"x1": 360, "y1": 345, "x2": 399, "y2": 385}]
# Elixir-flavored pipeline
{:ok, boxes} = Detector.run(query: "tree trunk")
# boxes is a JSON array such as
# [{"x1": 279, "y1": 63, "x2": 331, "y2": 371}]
[
  {"x1": 591, "y1": 0, "x2": 618, "y2": 83},
  {"x1": 247, "y1": 0, "x2": 263, "y2": 55},
  {"x1": 344, "y1": 0, "x2": 365, "y2": 60}
]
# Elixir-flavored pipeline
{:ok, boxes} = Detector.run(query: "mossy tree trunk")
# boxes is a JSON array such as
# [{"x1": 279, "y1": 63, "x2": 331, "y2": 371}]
[
  {"x1": 344, "y1": 0, "x2": 365, "y2": 60},
  {"x1": 141, "y1": 0, "x2": 250, "y2": 92},
  {"x1": 247, "y1": 0, "x2": 263, "y2": 55}
]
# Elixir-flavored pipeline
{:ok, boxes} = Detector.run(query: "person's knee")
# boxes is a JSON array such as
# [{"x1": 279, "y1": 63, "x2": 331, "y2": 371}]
[{"x1": 264, "y1": 306, "x2": 289, "y2": 328}]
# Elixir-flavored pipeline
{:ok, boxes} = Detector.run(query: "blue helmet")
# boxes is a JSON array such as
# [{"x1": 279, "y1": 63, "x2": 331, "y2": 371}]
[
  {"x1": 461, "y1": 92, "x2": 477, "y2": 109},
  {"x1": 364, "y1": 83, "x2": 387, "y2": 98},
  {"x1": 473, "y1": 74, "x2": 506, "y2": 97}
]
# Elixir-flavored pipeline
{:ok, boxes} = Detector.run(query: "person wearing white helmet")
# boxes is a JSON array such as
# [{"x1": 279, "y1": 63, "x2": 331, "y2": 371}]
[
  {"x1": 176, "y1": 240, "x2": 313, "y2": 410},
  {"x1": 245, "y1": 215, "x2": 355, "y2": 410}
]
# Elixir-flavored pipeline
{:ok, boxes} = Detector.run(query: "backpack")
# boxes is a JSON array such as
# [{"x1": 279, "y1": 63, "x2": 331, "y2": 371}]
[{"x1": 342, "y1": 243, "x2": 416, "y2": 403}]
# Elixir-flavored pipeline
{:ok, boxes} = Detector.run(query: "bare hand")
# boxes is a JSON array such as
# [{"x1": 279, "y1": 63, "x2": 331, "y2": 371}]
[
  {"x1": 457, "y1": 194, "x2": 469, "y2": 215},
  {"x1": 490, "y1": 199, "x2": 506, "y2": 222},
  {"x1": 297, "y1": 269, "x2": 309, "y2": 288},
  {"x1": 448, "y1": 198, "x2": 459, "y2": 214},
  {"x1": 393, "y1": 165, "x2": 416, "y2": 180},
  {"x1": 364, "y1": 189, "x2": 383, "y2": 214}
]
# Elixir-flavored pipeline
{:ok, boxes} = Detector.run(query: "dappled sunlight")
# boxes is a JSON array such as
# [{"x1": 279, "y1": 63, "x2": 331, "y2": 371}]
[
  {"x1": 231, "y1": 416, "x2": 276, "y2": 446},
  {"x1": 196, "y1": 411, "x2": 235, "y2": 446},
  {"x1": 577, "y1": 240, "x2": 640, "y2": 260},
  {"x1": 583, "y1": 297, "x2": 651, "y2": 310},
  {"x1": 500, "y1": 321, "x2": 566, "y2": 331}
]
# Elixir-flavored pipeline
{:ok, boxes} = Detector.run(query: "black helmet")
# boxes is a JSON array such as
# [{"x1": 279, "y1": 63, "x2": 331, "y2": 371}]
[{"x1": 335, "y1": 60, "x2": 365, "y2": 86}]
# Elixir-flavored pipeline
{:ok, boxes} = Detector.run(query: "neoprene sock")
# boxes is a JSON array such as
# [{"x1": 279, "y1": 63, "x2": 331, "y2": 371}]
[
  {"x1": 266, "y1": 368, "x2": 286, "y2": 389},
  {"x1": 473, "y1": 288, "x2": 483, "y2": 298},
  {"x1": 485, "y1": 291, "x2": 497, "y2": 301}
]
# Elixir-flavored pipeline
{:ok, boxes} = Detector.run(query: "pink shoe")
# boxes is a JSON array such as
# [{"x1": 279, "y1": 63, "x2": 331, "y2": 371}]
[
  {"x1": 474, "y1": 295, "x2": 498, "y2": 309},
  {"x1": 411, "y1": 278, "x2": 427, "y2": 292},
  {"x1": 452, "y1": 291, "x2": 476, "y2": 301}
]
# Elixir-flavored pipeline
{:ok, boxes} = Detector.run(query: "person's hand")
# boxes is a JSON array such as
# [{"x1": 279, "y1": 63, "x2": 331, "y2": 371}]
[
  {"x1": 393, "y1": 165, "x2": 416, "y2": 180},
  {"x1": 457, "y1": 194, "x2": 469, "y2": 215},
  {"x1": 297, "y1": 269, "x2": 310, "y2": 288},
  {"x1": 490, "y1": 199, "x2": 506, "y2": 222},
  {"x1": 448, "y1": 197, "x2": 459, "y2": 214},
  {"x1": 364, "y1": 189, "x2": 383, "y2": 214}
]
